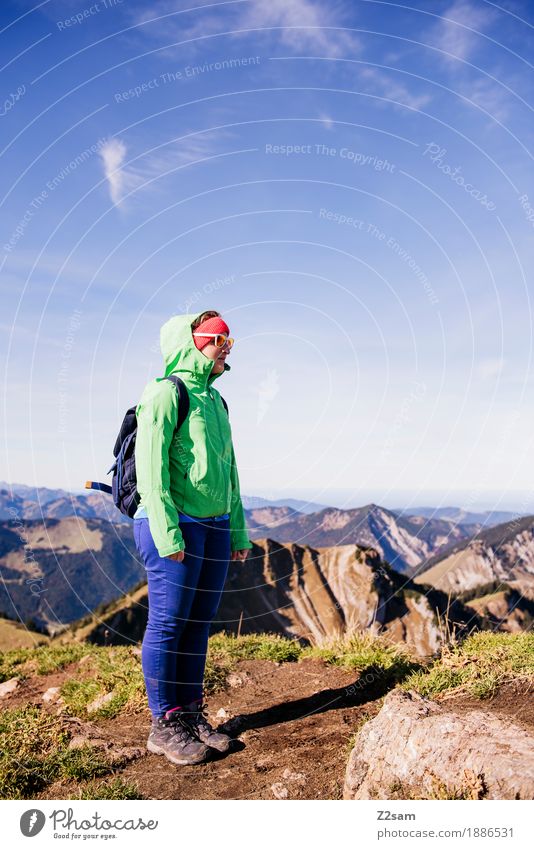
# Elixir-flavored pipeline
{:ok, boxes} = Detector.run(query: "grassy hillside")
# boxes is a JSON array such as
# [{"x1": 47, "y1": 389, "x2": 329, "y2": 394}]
[{"x1": 0, "y1": 630, "x2": 532, "y2": 800}]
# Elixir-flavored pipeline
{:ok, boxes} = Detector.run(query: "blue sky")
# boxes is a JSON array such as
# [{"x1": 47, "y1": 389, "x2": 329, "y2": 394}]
[{"x1": 1, "y1": 0, "x2": 533, "y2": 511}]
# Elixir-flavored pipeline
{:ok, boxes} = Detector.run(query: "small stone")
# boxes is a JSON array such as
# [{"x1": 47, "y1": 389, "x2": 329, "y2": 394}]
[
  {"x1": 271, "y1": 783, "x2": 288, "y2": 799},
  {"x1": 68, "y1": 735, "x2": 108, "y2": 750},
  {"x1": 282, "y1": 768, "x2": 306, "y2": 783},
  {"x1": 0, "y1": 677, "x2": 19, "y2": 698},
  {"x1": 42, "y1": 686, "x2": 61, "y2": 703},
  {"x1": 112, "y1": 746, "x2": 144, "y2": 763},
  {"x1": 86, "y1": 691, "x2": 115, "y2": 714},
  {"x1": 216, "y1": 707, "x2": 228, "y2": 719}
]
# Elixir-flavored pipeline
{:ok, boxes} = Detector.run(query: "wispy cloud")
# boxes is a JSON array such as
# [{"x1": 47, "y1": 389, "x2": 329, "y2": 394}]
[
  {"x1": 428, "y1": 2, "x2": 512, "y2": 122},
  {"x1": 430, "y1": 1, "x2": 496, "y2": 65},
  {"x1": 98, "y1": 138, "x2": 142, "y2": 207},
  {"x1": 98, "y1": 131, "x2": 232, "y2": 209},
  {"x1": 359, "y1": 67, "x2": 432, "y2": 112},
  {"x1": 459, "y1": 75, "x2": 511, "y2": 122},
  {"x1": 131, "y1": 0, "x2": 361, "y2": 58}
]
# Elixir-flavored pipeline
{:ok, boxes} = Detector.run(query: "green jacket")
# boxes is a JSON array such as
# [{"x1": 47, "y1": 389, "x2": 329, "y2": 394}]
[{"x1": 134, "y1": 313, "x2": 252, "y2": 557}]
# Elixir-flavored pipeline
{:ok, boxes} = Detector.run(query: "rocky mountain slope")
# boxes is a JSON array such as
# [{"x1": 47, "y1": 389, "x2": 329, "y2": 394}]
[
  {"x1": 244, "y1": 503, "x2": 479, "y2": 573},
  {"x1": 2, "y1": 483, "x2": 482, "y2": 572},
  {"x1": 400, "y1": 505, "x2": 522, "y2": 527},
  {"x1": 414, "y1": 515, "x2": 534, "y2": 598},
  {"x1": 3, "y1": 510, "x2": 533, "y2": 652},
  {"x1": 0, "y1": 517, "x2": 144, "y2": 634},
  {"x1": 0, "y1": 487, "x2": 130, "y2": 525},
  {"x1": 68, "y1": 537, "x2": 479, "y2": 658}
]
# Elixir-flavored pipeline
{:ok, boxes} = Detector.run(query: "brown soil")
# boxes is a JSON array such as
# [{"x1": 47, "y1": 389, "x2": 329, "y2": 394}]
[
  {"x1": 3, "y1": 660, "x2": 533, "y2": 800},
  {"x1": 91, "y1": 658, "x2": 382, "y2": 801},
  {"x1": 439, "y1": 678, "x2": 534, "y2": 732}
]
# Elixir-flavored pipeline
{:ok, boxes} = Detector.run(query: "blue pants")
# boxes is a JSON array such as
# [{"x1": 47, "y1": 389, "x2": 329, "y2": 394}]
[{"x1": 133, "y1": 516, "x2": 231, "y2": 718}]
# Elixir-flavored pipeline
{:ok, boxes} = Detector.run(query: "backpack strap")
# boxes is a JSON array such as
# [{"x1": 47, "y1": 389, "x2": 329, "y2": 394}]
[
  {"x1": 164, "y1": 375, "x2": 190, "y2": 430},
  {"x1": 166, "y1": 374, "x2": 228, "y2": 421}
]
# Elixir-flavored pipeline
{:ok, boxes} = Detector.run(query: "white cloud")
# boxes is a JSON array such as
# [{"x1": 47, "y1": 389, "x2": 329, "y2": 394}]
[
  {"x1": 97, "y1": 132, "x2": 232, "y2": 208},
  {"x1": 98, "y1": 138, "x2": 142, "y2": 207},
  {"x1": 132, "y1": 0, "x2": 361, "y2": 58},
  {"x1": 458, "y1": 75, "x2": 511, "y2": 122},
  {"x1": 359, "y1": 67, "x2": 432, "y2": 112},
  {"x1": 430, "y1": 1, "x2": 496, "y2": 65}
]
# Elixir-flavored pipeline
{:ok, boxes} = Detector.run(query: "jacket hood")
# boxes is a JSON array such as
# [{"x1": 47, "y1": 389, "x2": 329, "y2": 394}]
[{"x1": 160, "y1": 312, "x2": 230, "y2": 387}]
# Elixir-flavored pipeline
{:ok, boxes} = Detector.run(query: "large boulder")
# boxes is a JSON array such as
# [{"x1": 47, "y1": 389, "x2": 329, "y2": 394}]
[{"x1": 344, "y1": 688, "x2": 534, "y2": 800}]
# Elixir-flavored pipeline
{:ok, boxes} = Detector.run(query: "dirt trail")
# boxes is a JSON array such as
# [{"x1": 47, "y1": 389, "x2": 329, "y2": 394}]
[
  {"x1": 96, "y1": 659, "x2": 380, "y2": 801},
  {"x1": 5, "y1": 658, "x2": 533, "y2": 800},
  {"x1": 6, "y1": 658, "x2": 380, "y2": 800}
]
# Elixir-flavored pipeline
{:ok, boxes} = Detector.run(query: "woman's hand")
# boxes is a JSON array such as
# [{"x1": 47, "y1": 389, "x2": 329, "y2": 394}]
[
  {"x1": 231, "y1": 549, "x2": 249, "y2": 561},
  {"x1": 167, "y1": 550, "x2": 185, "y2": 562}
]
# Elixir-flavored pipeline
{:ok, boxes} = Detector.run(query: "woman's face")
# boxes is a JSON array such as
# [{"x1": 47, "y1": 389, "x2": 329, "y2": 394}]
[{"x1": 201, "y1": 336, "x2": 231, "y2": 375}]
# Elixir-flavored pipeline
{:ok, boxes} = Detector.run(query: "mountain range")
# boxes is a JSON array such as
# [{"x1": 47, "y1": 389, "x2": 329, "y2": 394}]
[
  {"x1": 1, "y1": 482, "x2": 532, "y2": 647},
  {"x1": 1, "y1": 483, "x2": 489, "y2": 573}
]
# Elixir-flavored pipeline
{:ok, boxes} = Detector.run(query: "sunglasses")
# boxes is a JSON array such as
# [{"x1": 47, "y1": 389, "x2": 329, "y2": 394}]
[{"x1": 193, "y1": 332, "x2": 234, "y2": 349}]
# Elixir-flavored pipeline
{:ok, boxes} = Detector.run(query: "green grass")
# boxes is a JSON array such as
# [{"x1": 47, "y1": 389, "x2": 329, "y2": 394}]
[
  {"x1": 0, "y1": 705, "x2": 126, "y2": 799},
  {"x1": 0, "y1": 643, "x2": 95, "y2": 683},
  {"x1": 303, "y1": 632, "x2": 421, "y2": 684},
  {"x1": 72, "y1": 777, "x2": 143, "y2": 800},
  {"x1": 59, "y1": 647, "x2": 145, "y2": 719},
  {"x1": 402, "y1": 631, "x2": 534, "y2": 699},
  {"x1": 205, "y1": 632, "x2": 303, "y2": 692}
]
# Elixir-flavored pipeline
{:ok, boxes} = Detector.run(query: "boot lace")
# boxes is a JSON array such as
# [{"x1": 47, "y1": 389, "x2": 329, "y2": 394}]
[
  {"x1": 164, "y1": 714, "x2": 198, "y2": 743},
  {"x1": 183, "y1": 702, "x2": 214, "y2": 734}
]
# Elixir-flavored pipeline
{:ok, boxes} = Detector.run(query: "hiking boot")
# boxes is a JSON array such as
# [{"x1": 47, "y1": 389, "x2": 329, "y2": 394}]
[
  {"x1": 147, "y1": 713, "x2": 211, "y2": 765},
  {"x1": 179, "y1": 700, "x2": 233, "y2": 753}
]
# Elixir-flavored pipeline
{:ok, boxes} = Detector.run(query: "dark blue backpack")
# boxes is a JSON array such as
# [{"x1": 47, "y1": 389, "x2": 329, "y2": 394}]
[{"x1": 86, "y1": 376, "x2": 228, "y2": 519}]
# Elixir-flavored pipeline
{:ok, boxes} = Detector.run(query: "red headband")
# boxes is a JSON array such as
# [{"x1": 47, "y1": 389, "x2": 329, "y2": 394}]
[{"x1": 193, "y1": 316, "x2": 230, "y2": 350}]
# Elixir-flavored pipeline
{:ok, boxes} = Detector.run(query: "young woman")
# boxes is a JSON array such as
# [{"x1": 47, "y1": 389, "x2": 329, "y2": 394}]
[{"x1": 133, "y1": 310, "x2": 252, "y2": 765}]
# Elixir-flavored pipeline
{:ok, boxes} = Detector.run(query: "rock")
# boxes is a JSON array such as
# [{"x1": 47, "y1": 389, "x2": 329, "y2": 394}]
[
  {"x1": 42, "y1": 686, "x2": 61, "y2": 703},
  {"x1": 282, "y1": 768, "x2": 306, "y2": 784},
  {"x1": 344, "y1": 688, "x2": 534, "y2": 800},
  {"x1": 0, "y1": 677, "x2": 19, "y2": 697},
  {"x1": 271, "y1": 783, "x2": 289, "y2": 799},
  {"x1": 216, "y1": 708, "x2": 228, "y2": 719},
  {"x1": 110, "y1": 746, "x2": 144, "y2": 764},
  {"x1": 68, "y1": 736, "x2": 143, "y2": 764},
  {"x1": 227, "y1": 672, "x2": 249, "y2": 688},
  {"x1": 86, "y1": 691, "x2": 115, "y2": 714},
  {"x1": 69, "y1": 734, "x2": 110, "y2": 750}
]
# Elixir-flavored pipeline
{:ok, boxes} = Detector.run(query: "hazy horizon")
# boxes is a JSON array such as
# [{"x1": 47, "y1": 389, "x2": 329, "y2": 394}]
[{"x1": 1, "y1": 479, "x2": 531, "y2": 515}]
